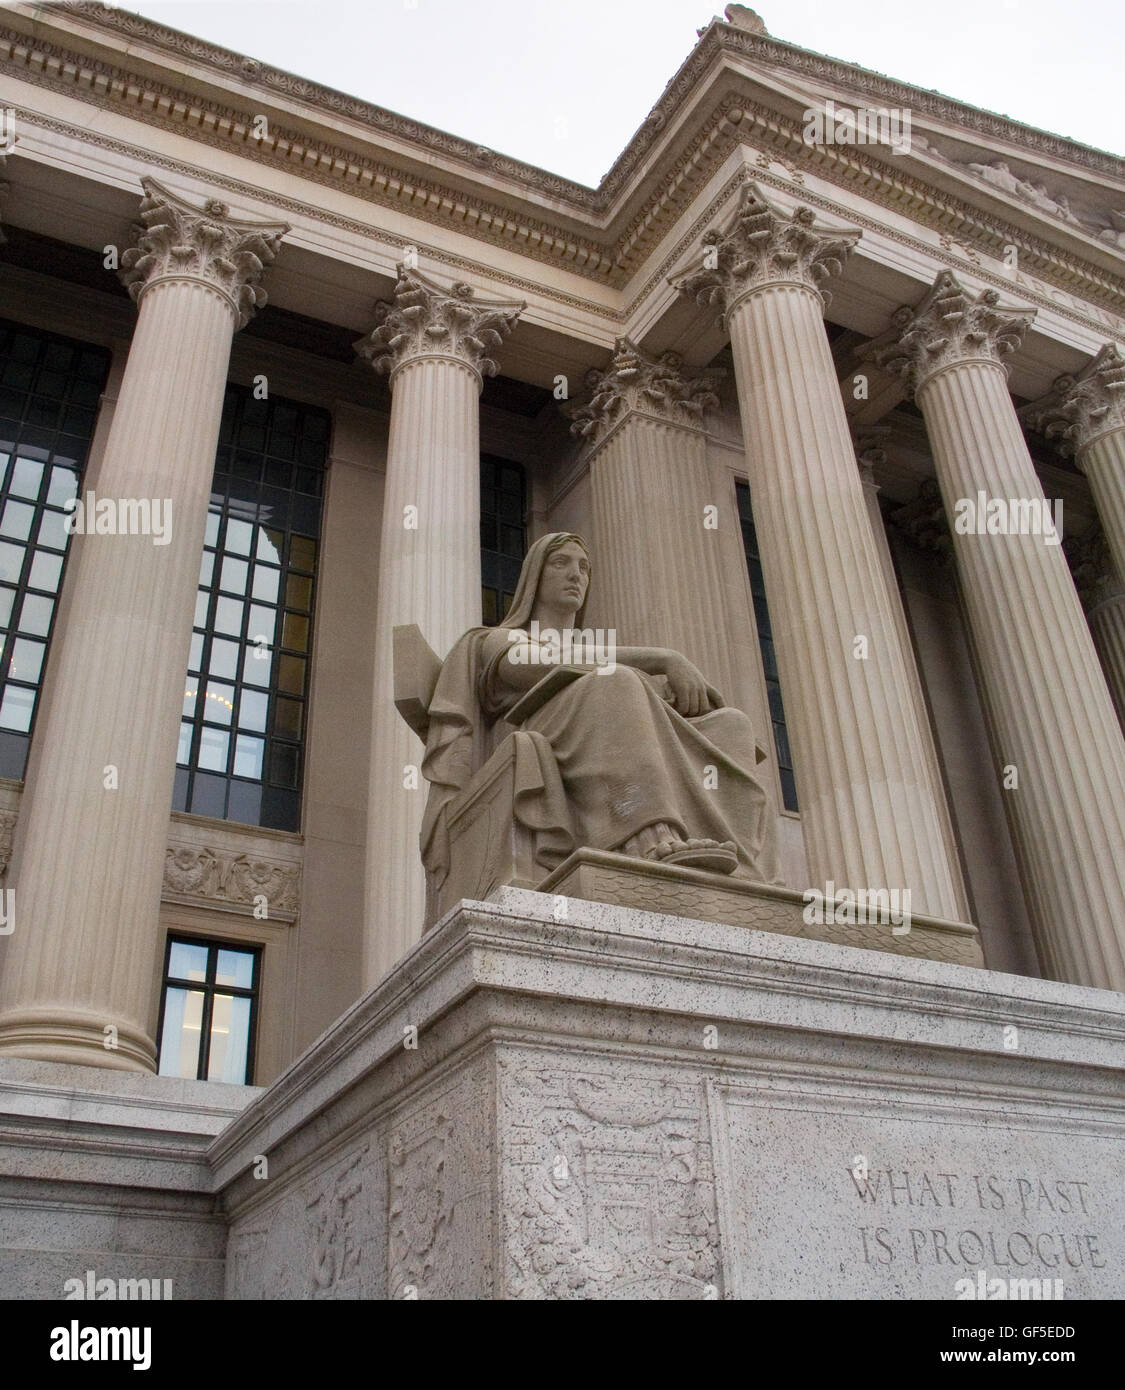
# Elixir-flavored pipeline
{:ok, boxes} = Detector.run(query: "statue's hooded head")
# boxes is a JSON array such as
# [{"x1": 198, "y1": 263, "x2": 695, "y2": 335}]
[{"x1": 497, "y1": 532, "x2": 591, "y2": 630}]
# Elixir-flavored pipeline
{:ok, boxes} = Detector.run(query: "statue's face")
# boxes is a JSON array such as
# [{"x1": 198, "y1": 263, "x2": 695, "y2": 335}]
[{"x1": 536, "y1": 541, "x2": 590, "y2": 616}]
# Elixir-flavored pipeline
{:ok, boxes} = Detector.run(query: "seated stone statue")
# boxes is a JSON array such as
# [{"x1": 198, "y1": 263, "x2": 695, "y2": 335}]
[{"x1": 419, "y1": 532, "x2": 779, "y2": 905}]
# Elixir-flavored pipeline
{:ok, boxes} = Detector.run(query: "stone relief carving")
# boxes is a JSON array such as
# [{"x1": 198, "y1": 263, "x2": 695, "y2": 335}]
[
  {"x1": 966, "y1": 160, "x2": 1083, "y2": 225},
  {"x1": 227, "y1": 1139, "x2": 384, "y2": 1299},
  {"x1": 0, "y1": 809, "x2": 16, "y2": 876},
  {"x1": 162, "y1": 844, "x2": 300, "y2": 918},
  {"x1": 500, "y1": 1060, "x2": 721, "y2": 1299}
]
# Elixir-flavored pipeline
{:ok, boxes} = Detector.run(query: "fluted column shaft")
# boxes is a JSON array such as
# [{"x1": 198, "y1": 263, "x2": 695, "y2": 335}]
[
  {"x1": 857, "y1": 460, "x2": 970, "y2": 918},
  {"x1": 0, "y1": 180, "x2": 286, "y2": 1069},
  {"x1": 357, "y1": 267, "x2": 523, "y2": 987},
  {"x1": 590, "y1": 416, "x2": 756, "y2": 710},
  {"x1": 1088, "y1": 586, "x2": 1125, "y2": 729},
  {"x1": 364, "y1": 355, "x2": 483, "y2": 983},
  {"x1": 725, "y1": 284, "x2": 962, "y2": 917},
  {"x1": 917, "y1": 359, "x2": 1125, "y2": 988}
]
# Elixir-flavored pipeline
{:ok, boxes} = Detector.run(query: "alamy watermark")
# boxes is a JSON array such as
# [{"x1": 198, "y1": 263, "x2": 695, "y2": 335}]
[
  {"x1": 802, "y1": 880, "x2": 912, "y2": 935},
  {"x1": 954, "y1": 1270, "x2": 1065, "y2": 1300},
  {"x1": 954, "y1": 493, "x2": 1063, "y2": 545},
  {"x1": 64, "y1": 492, "x2": 172, "y2": 545},
  {"x1": 803, "y1": 100, "x2": 911, "y2": 155},
  {"x1": 507, "y1": 621, "x2": 617, "y2": 673}
]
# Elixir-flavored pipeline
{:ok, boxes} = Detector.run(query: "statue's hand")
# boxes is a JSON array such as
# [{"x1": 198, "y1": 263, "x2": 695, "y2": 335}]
[{"x1": 663, "y1": 654, "x2": 714, "y2": 718}]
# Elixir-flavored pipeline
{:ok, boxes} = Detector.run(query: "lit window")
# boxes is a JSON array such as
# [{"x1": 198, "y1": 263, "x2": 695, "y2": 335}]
[
  {"x1": 174, "y1": 384, "x2": 328, "y2": 830},
  {"x1": 737, "y1": 481, "x2": 798, "y2": 812},
  {"x1": 480, "y1": 455, "x2": 526, "y2": 625},
  {"x1": 0, "y1": 320, "x2": 109, "y2": 778},
  {"x1": 157, "y1": 935, "x2": 260, "y2": 1083}
]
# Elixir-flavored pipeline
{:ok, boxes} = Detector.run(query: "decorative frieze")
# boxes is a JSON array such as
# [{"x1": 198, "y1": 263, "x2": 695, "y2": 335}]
[
  {"x1": 162, "y1": 844, "x2": 301, "y2": 921},
  {"x1": 566, "y1": 338, "x2": 722, "y2": 450},
  {"x1": 119, "y1": 177, "x2": 287, "y2": 329},
  {"x1": 354, "y1": 267, "x2": 524, "y2": 386}
]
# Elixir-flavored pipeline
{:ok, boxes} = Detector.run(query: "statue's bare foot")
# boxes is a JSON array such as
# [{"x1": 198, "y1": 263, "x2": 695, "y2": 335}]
[
  {"x1": 660, "y1": 838, "x2": 739, "y2": 875},
  {"x1": 620, "y1": 824, "x2": 739, "y2": 876}
]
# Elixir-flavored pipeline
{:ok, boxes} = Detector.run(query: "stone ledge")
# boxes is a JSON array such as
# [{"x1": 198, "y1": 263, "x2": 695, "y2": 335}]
[{"x1": 535, "y1": 848, "x2": 984, "y2": 967}]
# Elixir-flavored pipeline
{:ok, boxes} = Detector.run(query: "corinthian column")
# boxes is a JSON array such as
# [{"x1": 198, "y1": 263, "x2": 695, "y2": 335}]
[
  {"x1": 869, "y1": 271, "x2": 1125, "y2": 990},
  {"x1": 568, "y1": 339, "x2": 764, "y2": 717},
  {"x1": 672, "y1": 185, "x2": 964, "y2": 921},
  {"x1": 1022, "y1": 343, "x2": 1125, "y2": 580},
  {"x1": 0, "y1": 179, "x2": 287, "y2": 1070},
  {"x1": 356, "y1": 267, "x2": 523, "y2": 986}
]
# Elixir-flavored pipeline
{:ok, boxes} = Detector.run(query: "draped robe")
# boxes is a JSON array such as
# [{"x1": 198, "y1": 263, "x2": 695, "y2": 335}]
[{"x1": 420, "y1": 534, "x2": 779, "y2": 894}]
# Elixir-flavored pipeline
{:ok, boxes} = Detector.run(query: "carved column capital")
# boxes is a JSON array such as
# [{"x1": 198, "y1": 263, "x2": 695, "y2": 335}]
[
  {"x1": 1020, "y1": 342, "x2": 1125, "y2": 462},
  {"x1": 851, "y1": 423, "x2": 891, "y2": 488},
  {"x1": 118, "y1": 177, "x2": 288, "y2": 330},
  {"x1": 671, "y1": 183, "x2": 860, "y2": 320},
  {"x1": 354, "y1": 265, "x2": 524, "y2": 387},
  {"x1": 890, "y1": 476, "x2": 953, "y2": 565},
  {"x1": 865, "y1": 271, "x2": 1034, "y2": 397},
  {"x1": 565, "y1": 337, "x2": 723, "y2": 450},
  {"x1": 1066, "y1": 525, "x2": 1125, "y2": 614}
]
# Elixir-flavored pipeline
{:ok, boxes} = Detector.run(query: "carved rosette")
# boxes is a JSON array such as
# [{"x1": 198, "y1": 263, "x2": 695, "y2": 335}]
[
  {"x1": 1020, "y1": 342, "x2": 1125, "y2": 461},
  {"x1": 866, "y1": 270, "x2": 1035, "y2": 397},
  {"x1": 118, "y1": 177, "x2": 289, "y2": 330},
  {"x1": 671, "y1": 183, "x2": 859, "y2": 320},
  {"x1": 354, "y1": 265, "x2": 524, "y2": 387},
  {"x1": 566, "y1": 337, "x2": 723, "y2": 448},
  {"x1": 1065, "y1": 526, "x2": 1125, "y2": 615}
]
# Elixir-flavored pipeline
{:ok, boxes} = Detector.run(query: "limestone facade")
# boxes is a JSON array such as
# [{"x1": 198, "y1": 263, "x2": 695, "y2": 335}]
[{"x1": 0, "y1": 2, "x2": 1122, "y2": 1078}]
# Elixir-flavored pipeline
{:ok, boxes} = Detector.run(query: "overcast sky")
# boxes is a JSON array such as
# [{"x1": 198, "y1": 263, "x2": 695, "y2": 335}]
[{"x1": 101, "y1": 0, "x2": 1122, "y2": 185}]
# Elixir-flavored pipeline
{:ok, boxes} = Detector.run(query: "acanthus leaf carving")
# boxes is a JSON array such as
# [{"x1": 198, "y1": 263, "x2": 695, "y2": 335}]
[
  {"x1": 565, "y1": 337, "x2": 723, "y2": 448},
  {"x1": 671, "y1": 183, "x2": 860, "y2": 320},
  {"x1": 354, "y1": 265, "x2": 524, "y2": 385},
  {"x1": 864, "y1": 269, "x2": 1035, "y2": 396},
  {"x1": 118, "y1": 176, "x2": 288, "y2": 330},
  {"x1": 1020, "y1": 341, "x2": 1125, "y2": 459}
]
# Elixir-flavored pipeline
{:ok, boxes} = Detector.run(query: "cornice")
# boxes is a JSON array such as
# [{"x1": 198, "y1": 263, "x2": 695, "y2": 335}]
[
  {"x1": 2, "y1": 8, "x2": 1124, "y2": 339},
  {"x1": 39, "y1": 4, "x2": 1125, "y2": 204}
]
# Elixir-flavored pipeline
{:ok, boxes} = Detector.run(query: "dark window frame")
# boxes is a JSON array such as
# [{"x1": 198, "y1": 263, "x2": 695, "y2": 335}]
[
  {"x1": 736, "y1": 479, "x2": 799, "y2": 813},
  {"x1": 480, "y1": 454, "x2": 527, "y2": 626},
  {"x1": 174, "y1": 383, "x2": 329, "y2": 831},
  {"x1": 156, "y1": 932, "x2": 261, "y2": 1084},
  {"x1": 0, "y1": 318, "x2": 111, "y2": 779}
]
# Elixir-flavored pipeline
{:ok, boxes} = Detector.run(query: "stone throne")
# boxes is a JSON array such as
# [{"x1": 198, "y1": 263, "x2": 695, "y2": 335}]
[
  {"x1": 394, "y1": 622, "x2": 548, "y2": 926},
  {"x1": 391, "y1": 622, "x2": 983, "y2": 967}
]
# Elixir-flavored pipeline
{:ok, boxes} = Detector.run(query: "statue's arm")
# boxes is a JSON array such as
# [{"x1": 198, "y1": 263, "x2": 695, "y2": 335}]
[{"x1": 485, "y1": 631, "x2": 720, "y2": 716}]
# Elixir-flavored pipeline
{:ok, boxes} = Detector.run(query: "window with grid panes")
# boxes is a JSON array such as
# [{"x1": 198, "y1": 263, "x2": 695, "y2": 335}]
[
  {"x1": 0, "y1": 319, "x2": 110, "y2": 779},
  {"x1": 156, "y1": 935, "x2": 260, "y2": 1083},
  {"x1": 174, "y1": 384, "x2": 328, "y2": 831},
  {"x1": 736, "y1": 481, "x2": 798, "y2": 812},
  {"x1": 480, "y1": 455, "x2": 526, "y2": 625}
]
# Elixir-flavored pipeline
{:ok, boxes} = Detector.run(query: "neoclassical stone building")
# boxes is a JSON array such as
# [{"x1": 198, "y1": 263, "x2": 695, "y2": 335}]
[{"x1": 1, "y1": 3, "x2": 1124, "y2": 1300}]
